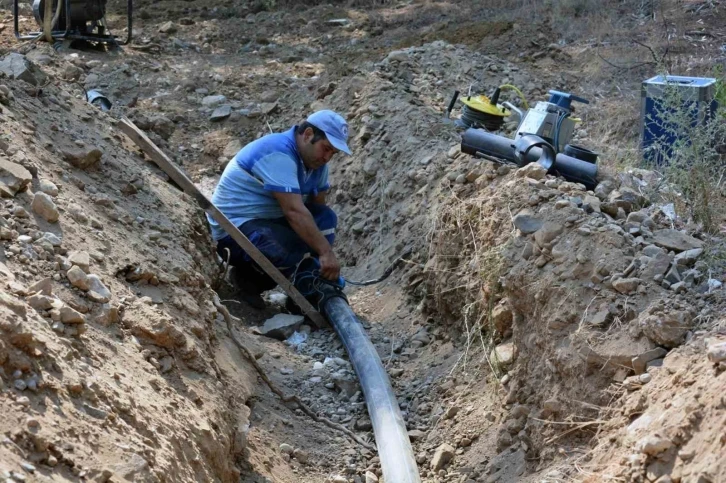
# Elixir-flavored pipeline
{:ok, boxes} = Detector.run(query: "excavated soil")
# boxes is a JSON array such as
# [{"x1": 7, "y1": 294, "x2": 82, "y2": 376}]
[{"x1": 1, "y1": 0, "x2": 726, "y2": 482}]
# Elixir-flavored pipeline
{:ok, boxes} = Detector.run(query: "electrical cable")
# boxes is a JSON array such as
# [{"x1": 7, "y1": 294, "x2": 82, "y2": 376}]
[{"x1": 498, "y1": 84, "x2": 529, "y2": 110}]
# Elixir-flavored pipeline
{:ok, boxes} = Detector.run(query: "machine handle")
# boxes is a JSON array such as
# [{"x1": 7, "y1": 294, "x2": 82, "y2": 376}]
[
  {"x1": 445, "y1": 90, "x2": 460, "y2": 118},
  {"x1": 548, "y1": 90, "x2": 589, "y2": 105}
]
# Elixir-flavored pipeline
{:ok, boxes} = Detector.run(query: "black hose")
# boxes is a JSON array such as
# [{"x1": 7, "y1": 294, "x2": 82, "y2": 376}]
[
  {"x1": 322, "y1": 297, "x2": 421, "y2": 483},
  {"x1": 345, "y1": 247, "x2": 412, "y2": 286}
]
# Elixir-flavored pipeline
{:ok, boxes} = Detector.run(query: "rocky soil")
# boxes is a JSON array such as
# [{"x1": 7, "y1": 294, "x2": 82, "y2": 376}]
[{"x1": 1, "y1": 0, "x2": 725, "y2": 482}]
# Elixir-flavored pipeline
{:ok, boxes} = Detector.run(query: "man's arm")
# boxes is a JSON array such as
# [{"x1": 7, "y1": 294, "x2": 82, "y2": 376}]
[{"x1": 273, "y1": 191, "x2": 340, "y2": 280}]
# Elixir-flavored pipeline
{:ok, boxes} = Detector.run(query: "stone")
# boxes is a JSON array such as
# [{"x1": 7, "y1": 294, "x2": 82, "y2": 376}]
[
  {"x1": 223, "y1": 140, "x2": 242, "y2": 158},
  {"x1": 279, "y1": 443, "x2": 294, "y2": 455},
  {"x1": 87, "y1": 275, "x2": 111, "y2": 303},
  {"x1": 639, "y1": 310, "x2": 692, "y2": 348},
  {"x1": 674, "y1": 248, "x2": 703, "y2": 267},
  {"x1": 61, "y1": 147, "x2": 102, "y2": 169},
  {"x1": 354, "y1": 418, "x2": 372, "y2": 431},
  {"x1": 637, "y1": 435, "x2": 672, "y2": 456},
  {"x1": 612, "y1": 277, "x2": 640, "y2": 294},
  {"x1": 83, "y1": 403, "x2": 108, "y2": 419},
  {"x1": 27, "y1": 294, "x2": 53, "y2": 311},
  {"x1": 665, "y1": 263, "x2": 681, "y2": 285},
  {"x1": 512, "y1": 212, "x2": 543, "y2": 234},
  {"x1": 632, "y1": 347, "x2": 668, "y2": 375},
  {"x1": 534, "y1": 222, "x2": 563, "y2": 246},
  {"x1": 362, "y1": 158, "x2": 378, "y2": 176},
  {"x1": 68, "y1": 251, "x2": 91, "y2": 273},
  {"x1": 60, "y1": 306, "x2": 84, "y2": 324},
  {"x1": 38, "y1": 179, "x2": 58, "y2": 197},
  {"x1": 609, "y1": 187, "x2": 647, "y2": 212},
  {"x1": 492, "y1": 302, "x2": 513, "y2": 335},
  {"x1": 158, "y1": 21, "x2": 177, "y2": 34},
  {"x1": 640, "y1": 252, "x2": 671, "y2": 281},
  {"x1": 0, "y1": 159, "x2": 32, "y2": 197},
  {"x1": 518, "y1": 163, "x2": 547, "y2": 180},
  {"x1": 491, "y1": 342, "x2": 515, "y2": 366},
  {"x1": 430, "y1": 443, "x2": 455, "y2": 471},
  {"x1": 31, "y1": 192, "x2": 59, "y2": 222},
  {"x1": 27, "y1": 277, "x2": 52, "y2": 295},
  {"x1": 442, "y1": 406, "x2": 460, "y2": 420},
  {"x1": 67, "y1": 265, "x2": 90, "y2": 290},
  {"x1": 706, "y1": 341, "x2": 726, "y2": 363},
  {"x1": 210, "y1": 105, "x2": 232, "y2": 122},
  {"x1": 201, "y1": 95, "x2": 227, "y2": 107},
  {"x1": 652, "y1": 229, "x2": 704, "y2": 253},
  {"x1": 365, "y1": 471, "x2": 378, "y2": 483},
  {"x1": 293, "y1": 448, "x2": 309, "y2": 463},
  {"x1": 259, "y1": 313, "x2": 305, "y2": 340},
  {"x1": 0, "y1": 53, "x2": 47, "y2": 86},
  {"x1": 408, "y1": 429, "x2": 426, "y2": 441}
]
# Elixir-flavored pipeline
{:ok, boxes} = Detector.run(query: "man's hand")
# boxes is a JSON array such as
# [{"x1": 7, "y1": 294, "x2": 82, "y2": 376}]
[{"x1": 319, "y1": 250, "x2": 341, "y2": 281}]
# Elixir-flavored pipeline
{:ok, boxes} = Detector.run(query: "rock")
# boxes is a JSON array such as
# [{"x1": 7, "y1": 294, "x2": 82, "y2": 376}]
[
  {"x1": 512, "y1": 212, "x2": 543, "y2": 234},
  {"x1": 609, "y1": 187, "x2": 646, "y2": 212},
  {"x1": 670, "y1": 281, "x2": 687, "y2": 293},
  {"x1": 365, "y1": 471, "x2": 378, "y2": 483},
  {"x1": 202, "y1": 95, "x2": 227, "y2": 107},
  {"x1": 639, "y1": 310, "x2": 692, "y2": 348},
  {"x1": 0, "y1": 53, "x2": 47, "y2": 86},
  {"x1": 61, "y1": 147, "x2": 102, "y2": 169},
  {"x1": 60, "y1": 306, "x2": 84, "y2": 324},
  {"x1": 362, "y1": 158, "x2": 378, "y2": 176},
  {"x1": 0, "y1": 159, "x2": 32, "y2": 197},
  {"x1": 674, "y1": 248, "x2": 703, "y2": 267},
  {"x1": 27, "y1": 277, "x2": 52, "y2": 295},
  {"x1": 83, "y1": 403, "x2": 108, "y2": 419},
  {"x1": 652, "y1": 229, "x2": 704, "y2": 253},
  {"x1": 31, "y1": 192, "x2": 59, "y2": 222},
  {"x1": 259, "y1": 313, "x2": 305, "y2": 340},
  {"x1": 386, "y1": 50, "x2": 410, "y2": 62},
  {"x1": 15, "y1": 379, "x2": 27, "y2": 391},
  {"x1": 68, "y1": 251, "x2": 91, "y2": 273},
  {"x1": 491, "y1": 341, "x2": 515, "y2": 367},
  {"x1": 87, "y1": 275, "x2": 111, "y2": 303},
  {"x1": 293, "y1": 448, "x2": 309, "y2": 463},
  {"x1": 637, "y1": 435, "x2": 672, "y2": 456},
  {"x1": 27, "y1": 294, "x2": 53, "y2": 311},
  {"x1": 632, "y1": 347, "x2": 668, "y2": 375},
  {"x1": 223, "y1": 140, "x2": 242, "y2": 158},
  {"x1": 331, "y1": 476, "x2": 347, "y2": 483},
  {"x1": 442, "y1": 406, "x2": 460, "y2": 420},
  {"x1": 640, "y1": 253, "x2": 670, "y2": 280},
  {"x1": 210, "y1": 105, "x2": 232, "y2": 122},
  {"x1": 279, "y1": 443, "x2": 294, "y2": 455},
  {"x1": 612, "y1": 277, "x2": 640, "y2": 294},
  {"x1": 706, "y1": 341, "x2": 726, "y2": 363},
  {"x1": 583, "y1": 194, "x2": 601, "y2": 213},
  {"x1": 492, "y1": 302, "x2": 513, "y2": 335},
  {"x1": 158, "y1": 21, "x2": 177, "y2": 34},
  {"x1": 354, "y1": 418, "x2": 372, "y2": 431},
  {"x1": 430, "y1": 443, "x2": 455, "y2": 471},
  {"x1": 534, "y1": 222, "x2": 563, "y2": 246},
  {"x1": 518, "y1": 163, "x2": 547, "y2": 180},
  {"x1": 67, "y1": 265, "x2": 90, "y2": 290},
  {"x1": 664, "y1": 263, "x2": 681, "y2": 285},
  {"x1": 408, "y1": 429, "x2": 426, "y2": 441}
]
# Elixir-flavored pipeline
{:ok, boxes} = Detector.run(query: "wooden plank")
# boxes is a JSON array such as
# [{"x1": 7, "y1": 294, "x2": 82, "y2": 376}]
[{"x1": 117, "y1": 117, "x2": 329, "y2": 328}]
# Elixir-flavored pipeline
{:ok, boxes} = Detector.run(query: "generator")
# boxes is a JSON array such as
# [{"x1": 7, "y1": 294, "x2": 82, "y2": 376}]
[{"x1": 13, "y1": 0, "x2": 132, "y2": 45}]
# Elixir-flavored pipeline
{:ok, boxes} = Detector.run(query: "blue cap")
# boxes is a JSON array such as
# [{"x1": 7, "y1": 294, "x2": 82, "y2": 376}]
[{"x1": 306, "y1": 110, "x2": 351, "y2": 155}]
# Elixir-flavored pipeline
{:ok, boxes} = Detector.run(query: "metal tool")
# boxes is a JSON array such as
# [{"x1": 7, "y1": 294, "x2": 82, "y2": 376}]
[
  {"x1": 13, "y1": 0, "x2": 132, "y2": 45},
  {"x1": 514, "y1": 90, "x2": 588, "y2": 153}
]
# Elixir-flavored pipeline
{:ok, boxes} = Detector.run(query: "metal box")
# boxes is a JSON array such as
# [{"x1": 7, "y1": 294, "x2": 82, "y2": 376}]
[{"x1": 641, "y1": 75, "x2": 719, "y2": 165}]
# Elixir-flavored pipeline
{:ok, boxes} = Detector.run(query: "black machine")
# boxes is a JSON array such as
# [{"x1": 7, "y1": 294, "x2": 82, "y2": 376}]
[{"x1": 13, "y1": 0, "x2": 132, "y2": 45}]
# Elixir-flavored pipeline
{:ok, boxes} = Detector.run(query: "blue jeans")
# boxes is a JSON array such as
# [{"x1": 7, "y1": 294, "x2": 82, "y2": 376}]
[{"x1": 216, "y1": 204, "x2": 337, "y2": 292}]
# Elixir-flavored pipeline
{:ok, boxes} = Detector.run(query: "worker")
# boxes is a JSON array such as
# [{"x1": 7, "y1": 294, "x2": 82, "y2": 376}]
[{"x1": 208, "y1": 110, "x2": 351, "y2": 308}]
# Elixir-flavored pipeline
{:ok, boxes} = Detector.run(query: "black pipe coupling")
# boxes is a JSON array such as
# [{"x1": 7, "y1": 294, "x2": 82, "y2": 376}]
[{"x1": 512, "y1": 134, "x2": 556, "y2": 171}]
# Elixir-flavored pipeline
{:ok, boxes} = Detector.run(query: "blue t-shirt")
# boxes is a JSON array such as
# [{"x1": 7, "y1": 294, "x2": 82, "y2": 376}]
[{"x1": 208, "y1": 127, "x2": 330, "y2": 240}]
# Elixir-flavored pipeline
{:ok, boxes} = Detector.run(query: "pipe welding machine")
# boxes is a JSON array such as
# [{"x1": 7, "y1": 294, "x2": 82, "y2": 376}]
[
  {"x1": 445, "y1": 85, "x2": 599, "y2": 190},
  {"x1": 13, "y1": 0, "x2": 132, "y2": 45}
]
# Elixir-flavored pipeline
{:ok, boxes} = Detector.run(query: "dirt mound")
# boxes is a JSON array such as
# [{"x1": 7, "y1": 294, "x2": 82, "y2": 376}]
[{"x1": 0, "y1": 49, "x2": 255, "y2": 481}]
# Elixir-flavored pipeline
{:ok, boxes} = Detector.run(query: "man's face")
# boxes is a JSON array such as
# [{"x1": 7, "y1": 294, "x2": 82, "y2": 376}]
[{"x1": 300, "y1": 127, "x2": 338, "y2": 170}]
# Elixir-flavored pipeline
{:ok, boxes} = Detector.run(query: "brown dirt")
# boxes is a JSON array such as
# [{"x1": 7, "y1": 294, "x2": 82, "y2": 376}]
[{"x1": 1, "y1": 0, "x2": 725, "y2": 482}]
